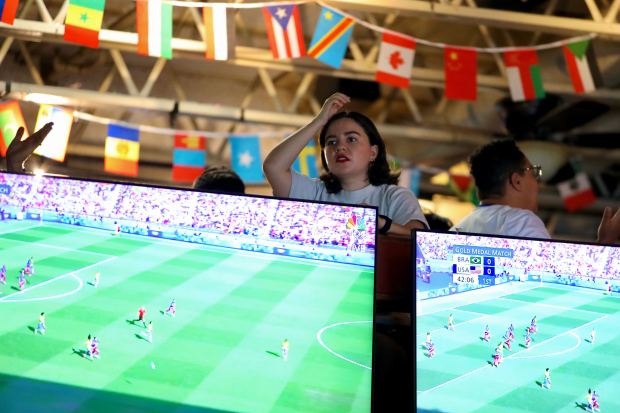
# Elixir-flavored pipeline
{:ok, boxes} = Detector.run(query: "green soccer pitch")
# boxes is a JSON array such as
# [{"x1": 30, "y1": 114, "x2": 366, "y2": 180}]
[
  {"x1": 416, "y1": 282, "x2": 620, "y2": 413},
  {"x1": 0, "y1": 221, "x2": 373, "y2": 413}
]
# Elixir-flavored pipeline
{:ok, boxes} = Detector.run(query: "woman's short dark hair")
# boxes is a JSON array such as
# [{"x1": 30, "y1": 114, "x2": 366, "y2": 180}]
[
  {"x1": 193, "y1": 165, "x2": 245, "y2": 194},
  {"x1": 318, "y1": 111, "x2": 399, "y2": 193},
  {"x1": 469, "y1": 139, "x2": 527, "y2": 199}
]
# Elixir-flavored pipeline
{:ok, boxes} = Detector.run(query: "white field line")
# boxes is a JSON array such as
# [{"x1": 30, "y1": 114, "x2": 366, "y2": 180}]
[{"x1": 317, "y1": 321, "x2": 372, "y2": 370}]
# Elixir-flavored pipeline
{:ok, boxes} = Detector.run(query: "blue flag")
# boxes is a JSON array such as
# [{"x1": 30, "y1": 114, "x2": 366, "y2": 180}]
[
  {"x1": 292, "y1": 140, "x2": 318, "y2": 178},
  {"x1": 229, "y1": 135, "x2": 265, "y2": 184},
  {"x1": 400, "y1": 167, "x2": 420, "y2": 196},
  {"x1": 307, "y1": 7, "x2": 355, "y2": 68}
]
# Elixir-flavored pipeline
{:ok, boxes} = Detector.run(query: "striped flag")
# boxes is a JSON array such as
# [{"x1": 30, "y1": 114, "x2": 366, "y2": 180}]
[
  {"x1": 262, "y1": 4, "x2": 305, "y2": 60},
  {"x1": 444, "y1": 47, "x2": 477, "y2": 101},
  {"x1": 136, "y1": 0, "x2": 173, "y2": 59},
  {"x1": 308, "y1": 7, "x2": 354, "y2": 69},
  {"x1": 504, "y1": 49, "x2": 545, "y2": 102},
  {"x1": 0, "y1": 100, "x2": 27, "y2": 157},
  {"x1": 64, "y1": 0, "x2": 106, "y2": 48},
  {"x1": 375, "y1": 32, "x2": 415, "y2": 89},
  {"x1": 203, "y1": 5, "x2": 234, "y2": 60},
  {"x1": 105, "y1": 124, "x2": 140, "y2": 176},
  {"x1": 172, "y1": 134, "x2": 206, "y2": 183},
  {"x1": 563, "y1": 39, "x2": 603, "y2": 94},
  {"x1": 292, "y1": 140, "x2": 318, "y2": 178},
  {"x1": 229, "y1": 136, "x2": 264, "y2": 184},
  {"x1": 33, "y1": 105, "x2": 73, "y2": 162},
  {"x1": 557, "y1": 172, "x2": 596, "y2": 212},
  {"x1": 0, "y1": 0, "x2": 19, "y2": 25}
]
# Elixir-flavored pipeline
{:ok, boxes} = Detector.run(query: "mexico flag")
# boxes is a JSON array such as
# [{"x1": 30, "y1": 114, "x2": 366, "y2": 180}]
[
  {"x1": 557, "y1": 172, "x2": 596, "y2": 212},
  {"x1": 563, "y1": 39, "x2": 603, "y2": 94},
  {"x1": 375, "y1": 32, "x2": 415, "y2": 89},
  {"x1": 503, "y1": 49, "x2": 545, "y2": 102},
  {"x1": 136, "y1": 0, "x2": 173, "y2": 59}
]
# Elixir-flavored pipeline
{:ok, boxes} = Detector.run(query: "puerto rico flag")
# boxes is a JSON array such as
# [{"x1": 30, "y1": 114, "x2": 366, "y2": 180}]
[
  {"x1": 376, "y1": 31, "x2": 415, "y2": 88},
  {"x1": 563, "y1": 39, "x2": 603, "y2": 94},
  {"x1": 504, "y1": 49, "x2": 545, "y2": 102},
  {"x1": 0, "y1": 0, "x2": 19, "y2": 25},
  {"x1": 308, "y1": 7, "x2": 354, "y2": 69},
  {"x1": 262, "y1": 4, "x2": 305, "y2": 59}
]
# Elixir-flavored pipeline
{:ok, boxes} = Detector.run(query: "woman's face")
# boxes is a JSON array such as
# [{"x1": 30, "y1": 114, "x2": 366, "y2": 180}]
[{"x1": 322, "y1": 118, "x2": 378, "y2": 182}]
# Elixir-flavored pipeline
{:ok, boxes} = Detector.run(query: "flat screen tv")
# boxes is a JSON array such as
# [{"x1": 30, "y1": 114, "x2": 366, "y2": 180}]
[
  {"x1": 0, "y1": 172, "x2": 377, "y2": 413},
  {"x1": 414, "y1": 229, "x2": 620, "y2": 413}
]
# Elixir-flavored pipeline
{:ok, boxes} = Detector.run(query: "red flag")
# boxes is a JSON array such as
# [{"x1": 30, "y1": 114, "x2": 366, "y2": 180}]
[
  {"x1": 444, "y1": 47, "x2": 477, "y2": 101},
  {"x1": 557, "y1": 173, "x2": 596, "y2": 212},
  {"x1": 0, "y1": 100, "x2": 28, "y2": 157}
]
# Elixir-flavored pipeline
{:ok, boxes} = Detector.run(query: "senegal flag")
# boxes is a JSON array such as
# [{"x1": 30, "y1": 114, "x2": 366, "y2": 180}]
[{"x1": 64, "y1": 0, "x2": 106, "y2": 48}]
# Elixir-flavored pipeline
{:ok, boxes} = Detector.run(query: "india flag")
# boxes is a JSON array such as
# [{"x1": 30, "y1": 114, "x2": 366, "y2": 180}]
[
  {"x1": 136, "y1": 0, "x2": 173, "y2": 59},
  {"x1": 503, "y1": 49, "x2": 545, "y2": 102},
  {"x1": 563, "y1": 39, "x2": 603, "y2": 94}
]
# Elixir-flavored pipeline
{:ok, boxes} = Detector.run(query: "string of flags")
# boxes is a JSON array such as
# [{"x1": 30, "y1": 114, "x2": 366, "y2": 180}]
[{"x1": 0, "y1": 0, "x2": 604, "y2": 99}]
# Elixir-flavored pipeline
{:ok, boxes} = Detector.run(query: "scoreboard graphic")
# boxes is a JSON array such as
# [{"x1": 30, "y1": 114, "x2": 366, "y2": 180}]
[{"x1": 451, "y1": 244, "x2": 514, "y2": 285}]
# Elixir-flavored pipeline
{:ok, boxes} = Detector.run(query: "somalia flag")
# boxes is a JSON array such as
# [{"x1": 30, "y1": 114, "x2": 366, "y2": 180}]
[{"x1": 308, "y1": 7, "x2": 354, "y2": 69}]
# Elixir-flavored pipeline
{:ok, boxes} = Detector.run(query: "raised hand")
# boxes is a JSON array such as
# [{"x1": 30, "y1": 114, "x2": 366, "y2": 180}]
[
  {"x1": 316, "y1": 93, "x2": 351, "y2": 126},
  {"x1": 597, "y1": 206, "x2": 620, "y2": 244},
  {"x1": 6, "y1": 122, "x2": 53, "y2": 173}
]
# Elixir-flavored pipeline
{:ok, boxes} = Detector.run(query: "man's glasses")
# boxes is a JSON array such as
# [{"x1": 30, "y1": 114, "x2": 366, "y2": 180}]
[{"x1": 522, "y1": 165, "x2": 543, "y2": 181}]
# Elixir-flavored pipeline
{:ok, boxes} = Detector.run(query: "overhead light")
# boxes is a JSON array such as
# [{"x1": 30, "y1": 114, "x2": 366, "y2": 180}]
[{"x1": 23, "y1": 93, "x2": 72, "y2": 106}]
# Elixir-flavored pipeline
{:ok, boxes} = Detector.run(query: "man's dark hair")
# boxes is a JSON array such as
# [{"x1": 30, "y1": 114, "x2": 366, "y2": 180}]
[
  {"x1": 424, "y1": 212, "x2": 453, "y2": 232},
  {"x1": 469, "y1": 139, "x2": 527, "y2": 199},
  {"x1": 318, "y1": 111, "x2": 399, "y2": 193},
  {"x1": 193, "y1": 165, "x2": 245, "y2": 194}
]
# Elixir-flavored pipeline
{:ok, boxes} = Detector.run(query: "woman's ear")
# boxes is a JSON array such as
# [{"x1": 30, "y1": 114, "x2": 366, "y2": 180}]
[{"x1": 370, "y1": 145, "x2": 379, "y2": 161}]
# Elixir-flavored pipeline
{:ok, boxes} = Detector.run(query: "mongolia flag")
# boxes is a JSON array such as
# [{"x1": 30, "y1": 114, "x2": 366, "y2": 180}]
[
  {"x1": 292, "y1": 140, "x2": 318, "y2": 178},
  {"x1": 64, "y1": 0, "x2": 106, "y2": 48},
  {"x1": 0, "y1": 0, "x2": 19, "y2": 25},
  {"x1": 308, "y1": 7, "x2": 354, "y2": 69},
  {"x1": 376, "y1": 31, "x2": 415, "y2": 89},
  {"x1": 0, "y1": 100, "x2": 27, "y2": 157},
  {"x1": 203, "y1": 5, "x2": 234, "y2": 60},
  {"x1": 137, "y1": 0, "x2": 173, "y2": 59},
  {"x1": 229, "y1": 135, "x2": 264, "y2": 184},
  {"x1": 444, "y1": 47, "x2": 477, "y2": 101},
  {"x1": 504, "y1": 49, "x2": 545, "y2": 102},
  {"x1": 105, "y1": 123, "x2": 140, "y2": 176},
  {"x1": 33, "y1": 105, "x2": 73, "y2": 162},
  {"x1": 262, "y1": 4, "x2": 305, "y2": 59},
  {"x1": 563, "y1": 39, "x2": 602, "y2": 94},
  {"x1": 172, "y1": 134, "x2": 206, "y2": 183},
  {"x1": 557, "y1": 172, "x2": 596, "y2": 212}
]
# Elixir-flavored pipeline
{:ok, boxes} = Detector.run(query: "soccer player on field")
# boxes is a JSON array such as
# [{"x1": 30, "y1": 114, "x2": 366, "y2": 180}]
[
  {"x1": 135, "y1": 306, "x2": 147, "y2": 327},
  {"x1": 85, "y1": 334, "x2": 94, "y2": 360},
  {"x1": 93, "y1": 271, "x2": 100, "y2": 288},
  {"x1": 0, "y1": 264, "x2": 6, "y2": 284},
  {"x1": 587, "y1": 389, "x2": 596, "y2": 412},
  {"x1": 18, "y1": 269, "x2": 26, "y2": 291},
  {"x1": 493, "y1": 343, "x2": 502, "y2": 367},
  {"x1": 34, "y1": 312, "x2": 46, "y2": 335},
  {"x1": 524, "y1": 329, "x2": 532, "y2": 348},
  {"x1": 447, "y1": 313, "x2": 454, "y2": 331},
  {"x1": 427, "y1": 341, "x2": 435, "y2": 358},
  {"x1": 508, "y1": 324, "x2": 514, "y2": 341},
  {"x1": 25, "y1": 256, "x2": 34, "y2": 276},
  {"x1": 165, "y1": 299, "x2": 176, "y2": 317},
  {"x1": 281, "y1": 338, "x2": 289, "y2": 361},
  {"x1": 426, "y1": 331, "x2": 432, "y2": 348},
  {"x1": 91, "y1": 336, "x2": 100, "y2": 359},
  {"x1": 530, "y1": 316, "x2": 537, "y2": 334},
  {"x1": 504, "y1": 333, "x2": 511, "y2": 351},
  {"x1": 483, "y1": 325, "x2": 490, "y2": 342},
  {"x1": 542, "y1": 368, "x2": 551, "y2": 389},
  {"x1": 592, "y1": 390, "x2": 600, "y2": 411},
  {"x1": 145, "y1": 321, "x2": 153, "y2": 343},
  {"x1": 590, "y1": 328, "x2": 596, "y2": 344}
]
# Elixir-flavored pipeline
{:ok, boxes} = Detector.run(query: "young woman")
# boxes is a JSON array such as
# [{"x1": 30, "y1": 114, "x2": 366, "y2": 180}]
[{"x1": 263, "y1": 92, "x2": 427, "y2": 236}]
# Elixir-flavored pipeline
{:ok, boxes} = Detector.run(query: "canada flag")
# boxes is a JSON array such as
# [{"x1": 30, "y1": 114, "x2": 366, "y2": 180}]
[{"x1": 376, "y1": 31, "x2": 416, "y2": 88}]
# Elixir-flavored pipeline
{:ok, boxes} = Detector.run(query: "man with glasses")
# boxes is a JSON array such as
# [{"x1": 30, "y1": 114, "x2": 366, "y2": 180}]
[{"x1": 451, "y1": 139, "x2": 620, "y2": 243}]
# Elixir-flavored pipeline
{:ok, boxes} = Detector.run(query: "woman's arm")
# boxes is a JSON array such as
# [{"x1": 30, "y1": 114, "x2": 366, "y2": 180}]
[{"x1": 263, "y1": 93, "x2": 350, "y2": 197}]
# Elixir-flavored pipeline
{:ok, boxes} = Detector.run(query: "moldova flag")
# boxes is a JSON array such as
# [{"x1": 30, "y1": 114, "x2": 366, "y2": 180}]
[
  {"x1": 172, "y1": 134, "x2": 206, "y2": 183},
  {"x1": 64, "y1": 0, "x2": 106, "y2": 48},
  {"x1": 308, "y1": 7, "x2": 354, "y2": 69},
  {"x1": 105, "y1": 123, "x2": 140, "y2": 176},
  {"x1": 0, "y1": 100, "x2": 27, "y2": 157},
  {"x1": 0, "y1": 0, "x2": 19, "y2": 25}
]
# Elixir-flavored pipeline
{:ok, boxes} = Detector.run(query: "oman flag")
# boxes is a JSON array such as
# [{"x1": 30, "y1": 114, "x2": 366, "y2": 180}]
[
  {"x1": 0, "y1": 100, "x2": 28, "y2": 157},
  {"x1": 504, "y1": 49, "x2": 545, "y2": 102},
  {"x1": 375, "y1": 32, "x2": 415, "y2": 89},
  {"x1": 136, "y1": 0, "x2": 173, "y2": 59},
  {"x1": 64, "y1": 0, "x2": 106, "y2": 48},
  {"x1": 557, "y1": 172, "x2": 596, "y2": 212},
  {"x1": 563, "y1": 39, "x2": 603, "y2": 94},
  {"x1": 444, "y1": 47, "x2": 477, "y2": 101}
]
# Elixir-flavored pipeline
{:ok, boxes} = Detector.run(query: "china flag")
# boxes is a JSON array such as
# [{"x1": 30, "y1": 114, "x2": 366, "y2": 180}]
[{"x1": 444, "y1": 47, "x2": 477, "y2": 101}]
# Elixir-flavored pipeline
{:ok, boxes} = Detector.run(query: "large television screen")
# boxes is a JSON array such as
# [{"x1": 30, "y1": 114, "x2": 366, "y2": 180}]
[
  {"x1": 414, "y1": 230, "x2": 620, "y2": 413},
  {"x1": 0, "y1": 172, "x2": 377, "y2": 413}
]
